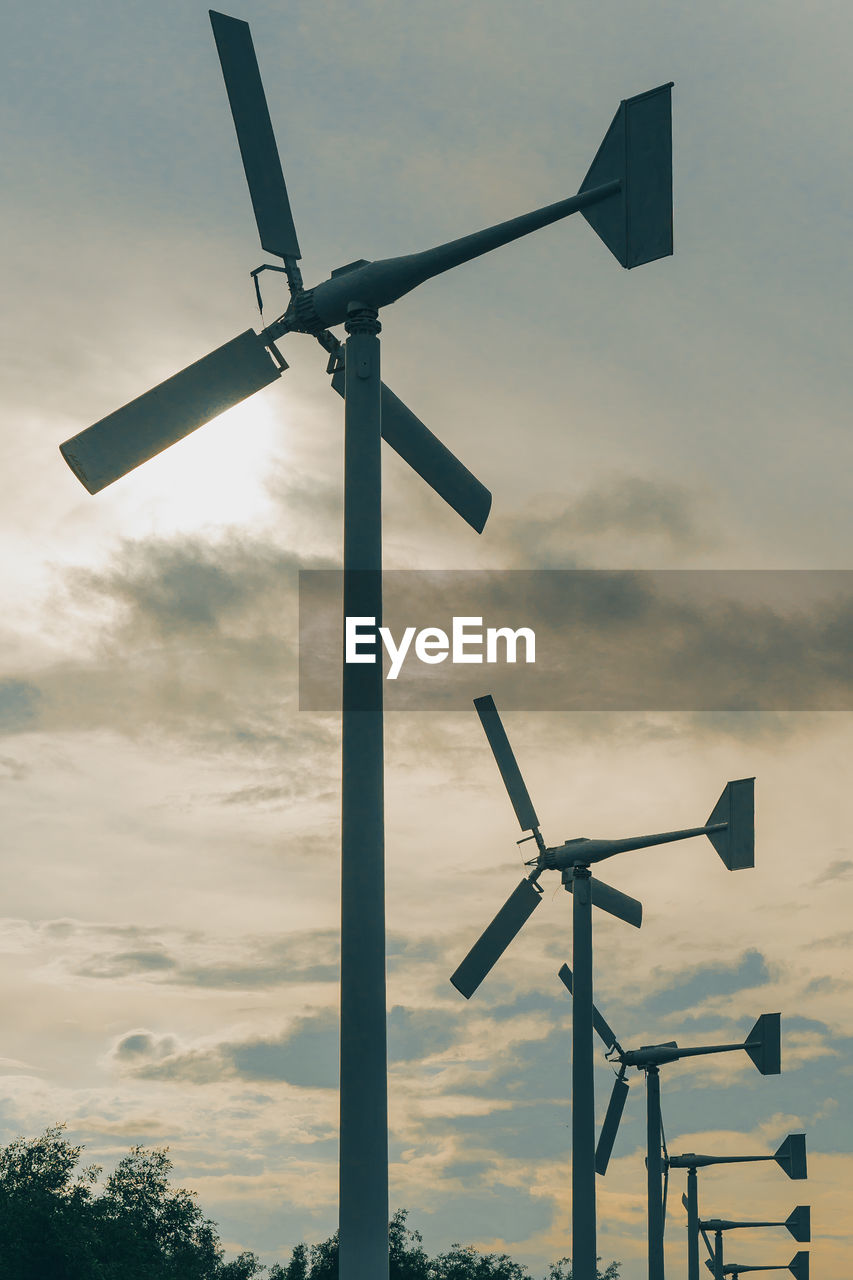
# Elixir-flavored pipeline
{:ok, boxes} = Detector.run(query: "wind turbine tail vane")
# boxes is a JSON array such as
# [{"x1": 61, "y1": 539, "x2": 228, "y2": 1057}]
[
  {"x1": 209, "y1": 9, "x2": 302, "y2": 265},
  {"x1": 706, "y1": 778, "x2": 755, "y2": 869},
  {"x1": 785, "y1": 1207, "x2": 810, "y2": 1243},
  {"x1": 788, "y1": 1252, "x2": 809, "y2": 1280},
  {"x1": 580, "y1": 82, "x2": 673, "y2": 268},
  {"x1": 744, "y1": 1012, "x2": 781, "y2": 1075},
  {"x1": 774, "y1": 1133, "x2": 808, "y2": 1180}
]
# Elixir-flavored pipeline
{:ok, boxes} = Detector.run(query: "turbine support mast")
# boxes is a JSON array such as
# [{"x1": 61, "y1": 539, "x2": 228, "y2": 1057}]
[
  {"x1": 339, "y1": 302, "x2": 388, "y2": 1280},
  {"x1": 687, "y1": 1165, "x2": 701, "y2": 1280},
  {"x1": 647, "y1": 1064, "x2": 666, "y2": 1280},
  {"x1": 571, "y1": 864, "x2": 597, "y2": 1280}
]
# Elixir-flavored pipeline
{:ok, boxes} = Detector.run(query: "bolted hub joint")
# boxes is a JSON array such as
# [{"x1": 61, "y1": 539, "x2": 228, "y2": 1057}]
[{"x1": 344, "y1": 301, "x2": 381, "y2": 336}]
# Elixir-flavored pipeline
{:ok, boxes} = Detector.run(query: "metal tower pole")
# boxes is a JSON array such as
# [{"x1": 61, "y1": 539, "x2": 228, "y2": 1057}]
[
  {"x1": 714, "y1": 1230, "x2": 724, "y2": 1280},
  {"x1": 572, "y1": 865, "x2": 597, "y2": 1280},
  {"x1": 646, "y1": 1065, "x2": 665, "y2": 1280},
  {"x1": 686, "y1": 1165, "x2": 700, "y2": 1280},
  {"x1": 339, "y1": 303, "x2": 388, "y2": 1280}
]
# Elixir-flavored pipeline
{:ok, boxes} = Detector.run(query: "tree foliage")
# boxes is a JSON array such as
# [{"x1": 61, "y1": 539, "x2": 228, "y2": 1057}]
[{"x1": 0, "y1": 1127, "x2": 620, "y2": 1280}]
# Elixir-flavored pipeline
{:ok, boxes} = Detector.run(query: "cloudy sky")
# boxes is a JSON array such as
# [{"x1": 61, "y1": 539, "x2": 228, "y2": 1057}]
[{"x1": 2, "y1": 1, "x2": 851, "y2": 1276}]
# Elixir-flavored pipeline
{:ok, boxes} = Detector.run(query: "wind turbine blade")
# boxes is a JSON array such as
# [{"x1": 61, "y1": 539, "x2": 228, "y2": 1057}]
[
  {"x1": 557, "y1": 964, "x2": 621, "y2": 1051},
  {"x1": 700, "y1": 1226, "x2": 715, "y2": 1261},
  {"x1": 210, "y1": 11, "x2": 301, "y2": 260},
  {"x1": 563, "y1": 873, "x2": 642, "y2": 928},
  {"x1": 330, "y1": 371, "x2": 491, "y2": 532},
  {"x1": 595, "y1": 1073, "x2": 630, "y2": 1174},
  {"x1": 661, "y1": 1112, "x2": 669, "y2": 1232},
  {"x1": 473, "y1": 695, "x2": 539, "y2": 831},
  {"x1": 785, "y1": 1207, "x2": 810, "y2": 1243},
  {"x1": 450, "y1": 878, "x2": 543, "y2": 998},
  {"x1": 60, "y1": 330, "x2": 282, "y2": 493}
]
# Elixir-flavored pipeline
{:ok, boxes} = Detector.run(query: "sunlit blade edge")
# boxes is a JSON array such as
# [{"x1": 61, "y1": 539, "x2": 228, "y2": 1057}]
[{"x1": 59, "y1": 330, "x2": 281, "y2": 493}]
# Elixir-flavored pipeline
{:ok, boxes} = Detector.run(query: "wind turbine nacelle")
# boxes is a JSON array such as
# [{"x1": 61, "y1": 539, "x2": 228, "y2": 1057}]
[
  {"x1": 296, "y1": 255, "x2": 424, "y2": 330},
  {"x1": 669, "y1": 1152, "x2": 730, "y2": 1169},
  {"x1": 623, "y1": 1041, "x2": 680, "y2": 1067}
]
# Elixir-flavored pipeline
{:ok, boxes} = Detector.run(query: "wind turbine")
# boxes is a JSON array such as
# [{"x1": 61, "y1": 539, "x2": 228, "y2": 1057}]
[
  {"x1": 694, "y1": 1202, "x2": 811, "y2": 1278},
  {"x1": 57, "y1": 13, "x2": 674, "y2": 1279},
  {"x1": 557, "y1": 966, "x2": 779, "y2": 1280},
  {"x1": 450, "y1": 694, "x2": 753, "y2": 1280},
  {"x1": 701, "y1": 1235, "x2": 809, "y2": 1280},
  {"x1": 669, "y1": 1135, "x2": 808, "y2": 1280}
]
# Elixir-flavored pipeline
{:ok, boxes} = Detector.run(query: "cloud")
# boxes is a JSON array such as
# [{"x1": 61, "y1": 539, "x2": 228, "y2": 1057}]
[
  {"x1": 11, "y1": 918, "x2": 342, "y2": 991},
  {"x1": 495, "y1": 476, "x2": 714, "y2": 567},
  {"x1": 641, "y1": 950, "x2": 772, "y2": 1019},
  {"x1": 113, "y1": 1029, "x2": 178, "y2": 1063},
  {"x1": 110, "y1": 1015, "x2": 339, "y2": 1089},
  {"x1": 0, "y1": 680, "x2": 41, "y2": 732},
  {"x1": 816, "y1": 858, "x2": 853, "y2": 885}
]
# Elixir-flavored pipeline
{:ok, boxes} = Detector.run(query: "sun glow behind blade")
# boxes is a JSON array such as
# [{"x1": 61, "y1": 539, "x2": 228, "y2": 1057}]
[{"x1": 59, "y1": 331, "x2": 282, "y2": 494}]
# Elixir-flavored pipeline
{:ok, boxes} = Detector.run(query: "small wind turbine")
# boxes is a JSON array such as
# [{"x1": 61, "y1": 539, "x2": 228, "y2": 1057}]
[
  {"x1": 694, "y1": 1204, "x2": 811, "y2": 1262},
  {"x1": 557, "y1": 966, "x2": 779, "y2": 1280},
  {"x1": 57, "y1": 14, "x2": 674, "y2": 1280},
  {"x1": 450, "y1": 694, "x2": 754, "y2": 1279},
  {"x1": 701, "y1": 1234, "x2": 809, "y2": 1280},
  {"x1": 669, "y1": 1136, "x2": 808, "y2": 1280}
]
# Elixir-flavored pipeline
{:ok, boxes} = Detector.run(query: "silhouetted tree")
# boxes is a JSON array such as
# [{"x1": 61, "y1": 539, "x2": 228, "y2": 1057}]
[
  {"x1": 546, "y1": 1259, "x2": 621, "y2": 1280},
  {"x1": 1, "y1": 1127, "x2": 621, "y2": 1280},
  {"x1": 94, "y1": 1144, "x2": 222, "y2": 1278},
  {"x1": 0, "y1": 1125, "x2": 253, "y2": 1279},
  {"x1": 429, "y1": 1241, "x2": 529, "y2": 1279},
  {"x1": 0, "y1": 1124, "x2": 103, "y2": 1278}
]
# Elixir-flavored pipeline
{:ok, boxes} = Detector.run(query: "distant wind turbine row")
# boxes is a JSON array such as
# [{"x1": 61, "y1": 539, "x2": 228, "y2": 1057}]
[{"x1": 451, "y1": 695, "x2": 809, "y2": 1280}]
